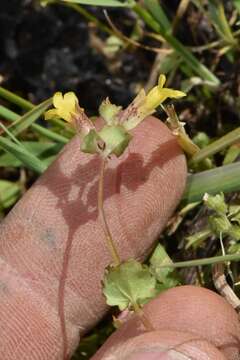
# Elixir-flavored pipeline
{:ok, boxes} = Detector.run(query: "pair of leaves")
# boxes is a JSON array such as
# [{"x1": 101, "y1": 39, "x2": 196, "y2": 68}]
[{"x1": 103, "y1": 245, "x2": 180, "y2": 311}]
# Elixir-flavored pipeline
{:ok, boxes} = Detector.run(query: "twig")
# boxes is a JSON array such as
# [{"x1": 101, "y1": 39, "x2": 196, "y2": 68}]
[
  {"x1": 212, "y1": 262, "x2": 240, "y2": 316},
  {"x1": 103, "y1": 10, "x2": 171, "y2": 54}
]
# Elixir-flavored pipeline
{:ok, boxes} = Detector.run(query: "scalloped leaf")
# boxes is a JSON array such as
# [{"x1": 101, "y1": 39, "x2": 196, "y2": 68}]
[{"x1": 103, "y1": 259, "x2": 156, "y2": 310}]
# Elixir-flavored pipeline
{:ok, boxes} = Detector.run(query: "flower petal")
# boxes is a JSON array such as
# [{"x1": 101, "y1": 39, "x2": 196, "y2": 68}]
[
  {"x1": 144, "y1": 86, "x2": 166, "y2": 111},
  {"x1": 44, "y1": 109, "x2": 58, "y2": 120},
  {"x1": 64, "y1": 92, "x2": 78, "y2": 108},
  {"x1": 158, "y1": 74, "x2": 166, "y2": 88},
  {"x1": 53, "y1": 92, "x2": 64, "y2": 108},
  {"x1": 58, "y1": 108, "x2": 72, "y2": 123},
  {"x1": 164, "y1": 89, "x2": 186, "y2": 99}
]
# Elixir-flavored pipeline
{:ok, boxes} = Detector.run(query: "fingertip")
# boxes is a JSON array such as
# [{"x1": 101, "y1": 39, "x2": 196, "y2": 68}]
[
  {"x1": 93, "y1": 330, "x2": 226, "y2": 360},
  {"x1": 94, "y1": 286, "x2": 240, "y2": 359}
]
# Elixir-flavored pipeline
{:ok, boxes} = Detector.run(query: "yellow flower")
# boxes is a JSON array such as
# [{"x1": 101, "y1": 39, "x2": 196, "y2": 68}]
[
  {"x1": 140, "y1": 74, "x2": 186, "y2": 114},
  {"x1": 45, "y1": 92, "x2": 79, "y2": 122},
  {"x1": 123, "y1": 74, "x2": 186, "y2": 131}
]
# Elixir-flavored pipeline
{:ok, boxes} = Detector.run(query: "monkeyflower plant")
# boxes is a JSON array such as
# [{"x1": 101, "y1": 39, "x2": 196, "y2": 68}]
[
  {"x1": 45, "y1": 75, "x2": 185, "y2": 158},
  {"x1": 45, "y1": 75, "x2": 186, "y2": 359}
]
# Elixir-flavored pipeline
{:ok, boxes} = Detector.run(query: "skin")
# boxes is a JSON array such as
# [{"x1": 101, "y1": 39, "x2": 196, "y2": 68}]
[{"x1": 0, "y1": 117, "x2": 239, "y2": 360}]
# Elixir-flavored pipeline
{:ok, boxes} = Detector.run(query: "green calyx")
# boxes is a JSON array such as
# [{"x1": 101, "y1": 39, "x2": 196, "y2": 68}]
[
  {"x1": 99, "y1": 98, "x2": 122, "y2": 126},
  {"x1": 204, "y1": 192, "x2": 228, "y2": 214},
  {"x1": 98, "y1": 125, "x2": 132, "y2": 157},
  {"x1": 81, "y1": 129, "x2": 100, "y2": 154},
  {"x1": 209, "y1": 214, "x2": 232, "y2": 234},
  {"x1": 81, "y1": 125, "x2": 132, "y2": 158}
]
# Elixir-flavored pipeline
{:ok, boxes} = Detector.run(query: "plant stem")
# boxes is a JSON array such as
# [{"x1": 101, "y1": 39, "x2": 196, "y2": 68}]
[
  {"x1": 133, "y1": 301, "x2": 155, "y2": 331},
  {"x1": 98, "y1": 157, "x2": 121, "y2": 266},
  {"x1": 158, "y1": 253, "x2": 240, "y2": 269}
]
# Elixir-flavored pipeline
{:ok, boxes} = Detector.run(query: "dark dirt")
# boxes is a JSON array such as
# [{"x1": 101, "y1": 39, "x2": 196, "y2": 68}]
[
  {"x1": 1, "y1": 0, "x2": 240, "y2": 136},
  {"x1": 0, "y1": 0, "x2": 153, "y2": 114}
]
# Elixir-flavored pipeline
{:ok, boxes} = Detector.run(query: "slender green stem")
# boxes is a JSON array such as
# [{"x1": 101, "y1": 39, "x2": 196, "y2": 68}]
[
  {"x1": 190, "y1": 127, "x2": 240, "y2": 165},
  {"x1": 158, "y1": 253, "x2": 240, "y2": 269},
  {"x1": 0, "y1": 87, "x2": 33, "y2": 110},
  {"x1": 98, "y1": 158, "x2": 121, "y2": 266}
]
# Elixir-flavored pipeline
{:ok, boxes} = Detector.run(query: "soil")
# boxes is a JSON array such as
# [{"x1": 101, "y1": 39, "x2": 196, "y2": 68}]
[
  {"x1": 1, "y1": 1, "x2": 240, "y2": 133},
  {"x1": 0, "y1": 0, "x2": 153, "y2": 114}
]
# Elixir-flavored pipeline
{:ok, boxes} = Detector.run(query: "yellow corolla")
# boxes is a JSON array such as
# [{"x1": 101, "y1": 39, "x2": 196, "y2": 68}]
[
  {"x1": 140, "y1": 74, "x2": 186, "y2": 114},
  {"x1": 45, "y1": 91, "x2": 79, "y2": 122},
  {"x1": 123, "y1": 74, "x2": 186, "y2": 131}
]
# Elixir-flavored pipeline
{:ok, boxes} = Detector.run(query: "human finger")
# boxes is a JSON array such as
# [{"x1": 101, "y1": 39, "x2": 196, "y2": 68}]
[
  {"x1": 0, "y1": 117, "x2": 187, "y2": 359},
  {"x1": 92, "y1": 286, "x2": 240, "y2": 360}
]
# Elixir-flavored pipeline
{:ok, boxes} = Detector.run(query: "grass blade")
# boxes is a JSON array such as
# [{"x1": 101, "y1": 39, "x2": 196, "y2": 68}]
[
  {"x1": 183, "y1": 162, "x2": 240, "y2": 203},
  {"x1": 9, "y1": 98, "x2": 52, "y2": 136},
  {"x1": 0, "y1": 105, "x2": 69, "y2": 144},
  {"x1": 0, "y1": 141, "x2": 62, "y2": 167},
  {"x1": 190, "y1": 127, "x2": 240, "y2": 165},
  {"x1": 208, "y1": 0, "x2": 236, "y2": 45},
  {"x1": 143, "y1": 0, "x2": 171, "y2": 31},
  {"x1": 0, "y1": 122, "x2": 22, "y2": 146},
  {"x1": 135, "y1": 2, "x2": 220, "y2": 85},
  {"x1": 58, "y1": 0, "x2": 135, "y2": 7},
  {"x1": 0, "y1": 136, "x2": 47, "y2": 173},
  {"x1": 0, "y1": 105, "x2": 19, "y2": 122},
  {"x1": 0, "y1": 87, "x2": 33, "y2": 110}
]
